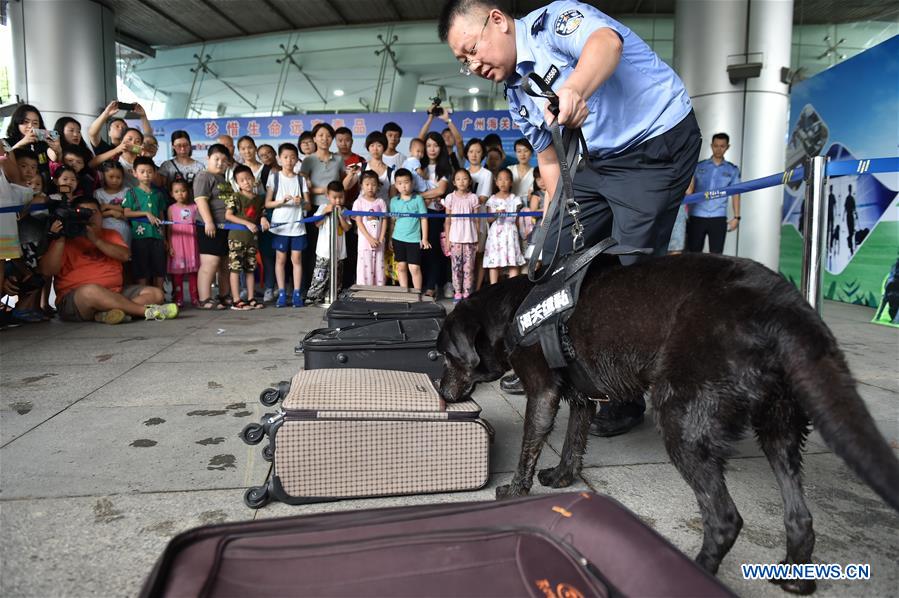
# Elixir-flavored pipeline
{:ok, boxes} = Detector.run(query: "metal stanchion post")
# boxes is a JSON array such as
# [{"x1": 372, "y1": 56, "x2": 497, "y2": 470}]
[
  {"x1": 800, "y1": 155, "x2": 828, "y2": 313},
  {"x1": 323, "y1": 206, "x2": 339, "y2": 307}
]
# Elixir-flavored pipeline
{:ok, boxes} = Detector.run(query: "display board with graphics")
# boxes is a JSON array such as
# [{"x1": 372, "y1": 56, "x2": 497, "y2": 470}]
[{"x1": 779, "y1": 36, "x2": 899, "y2": 315}]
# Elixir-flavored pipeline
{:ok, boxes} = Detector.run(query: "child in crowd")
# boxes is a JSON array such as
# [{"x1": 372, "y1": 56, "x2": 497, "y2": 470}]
[
  {"x1": 123, "y1": 157, "x2": 167, "y2": 290},
  {"x1": 94, "y1": 161, "x2": 132, "y2": 245},
  {"x1": 16, "y1": 150, "x2": 39, "y2": 186},
  {"x1": 483, "y1": 168, "x2": 524, "y2": 284},
  {"x1": 59, "y1": 147, "x2": 96, "y2": 195},
  {"x1": 401, "y1": 138, "x2": 429, "y2": 193},
  {"x1": 225, "y1": 165, "x2": 267, "y2": 310},
  {"x1": 92, "y1": 127, "x2": 145, "y2": 187},
  {"x1": 353, "y1": 171, "x2": 387, "y2": 286},
  {"x1": 306, "y1": 181, "x2": 352, "y2": 303},
  {"x1": 389, "y1": 168, "x2": 429, "y2": 289},
  {"x1": 265, "y1": 142, "x2": 309, "y2": 308},
  {"x1": 442, "y1": 168, "x2": 480, "y2": 301},
  {"x1": 464, "y1": 138, "x2": 493, "y2": 291},
  {"x1": 167, "y1": 179, "x2": 200, "y2": 307},
  {"x1": 529, "y1": 167, "x2": 546, "y2": 215}
]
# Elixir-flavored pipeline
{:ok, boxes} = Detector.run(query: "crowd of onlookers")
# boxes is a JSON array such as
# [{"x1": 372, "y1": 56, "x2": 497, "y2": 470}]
[{"x1": 0, "y1": 100, "x2": 548, "y2": 327}]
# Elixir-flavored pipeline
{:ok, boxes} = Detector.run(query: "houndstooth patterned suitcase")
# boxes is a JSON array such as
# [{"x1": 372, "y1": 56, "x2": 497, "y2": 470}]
[{"x1": 243, "y1": 369, "x2": 491, "y2": 507}]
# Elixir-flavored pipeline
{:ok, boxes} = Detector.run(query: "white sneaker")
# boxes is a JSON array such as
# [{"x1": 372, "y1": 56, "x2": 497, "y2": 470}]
[{"x1": 263, "y1": 288, "x2": 274, "y2": 303}]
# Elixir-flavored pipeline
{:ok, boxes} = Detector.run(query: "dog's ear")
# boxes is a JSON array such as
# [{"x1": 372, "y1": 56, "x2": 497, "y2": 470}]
[{"x1": 445, "y1": 315, "x2": 482, "y2": 370}]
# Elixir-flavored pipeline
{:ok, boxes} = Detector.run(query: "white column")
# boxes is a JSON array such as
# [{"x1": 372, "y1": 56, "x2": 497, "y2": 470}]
[
  {"x1": 739, "y1": 0, "x2": 793, "y2": 269},
  {"x1": 9, "y1": 0, "x2": 117, "y2": 129},
  {"x1": 675, "y1": 0, "x2": 792, "y2": 268},
  {"x1": 164, "y1": 92, "x2": 191, "y2": 119},
  {"x1": 388, "y1": 71, "x2": 419, "y2": 113}
]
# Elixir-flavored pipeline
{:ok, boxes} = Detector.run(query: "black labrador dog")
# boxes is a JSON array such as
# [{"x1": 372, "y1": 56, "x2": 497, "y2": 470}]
[{"x1": 438, "y1": 253, "x2": 899, "y2": 594}]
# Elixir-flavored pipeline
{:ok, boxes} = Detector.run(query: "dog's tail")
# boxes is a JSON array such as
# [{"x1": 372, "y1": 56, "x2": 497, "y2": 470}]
[{"x1": 780, "y1": 308, "x2": 899, "y2": 511}]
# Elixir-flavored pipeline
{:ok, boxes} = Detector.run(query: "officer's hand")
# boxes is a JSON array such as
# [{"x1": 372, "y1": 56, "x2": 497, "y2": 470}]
[{"x1": 548, "y1": 87, "x2": 589, "y2": 128}]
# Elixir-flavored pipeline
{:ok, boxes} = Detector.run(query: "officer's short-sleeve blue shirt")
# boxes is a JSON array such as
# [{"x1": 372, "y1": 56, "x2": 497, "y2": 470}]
[
  {"x1": 507, "y1": 1, "x2": 693, "y2": 158},
  {"x1": 690, "y1": 158, "x2": 742, "y2": 217}
]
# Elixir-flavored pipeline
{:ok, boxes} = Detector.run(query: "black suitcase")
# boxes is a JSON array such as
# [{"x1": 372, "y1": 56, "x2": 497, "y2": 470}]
[
  {"x1": 326, "y1": 299, "x2": 446, "y2": 328},
  {"x1": 140, "y1": 491, "x2": 734, "y2": 598},
  {"x1": 301, "y1": 318, "x2": 444, "y2": 381}
]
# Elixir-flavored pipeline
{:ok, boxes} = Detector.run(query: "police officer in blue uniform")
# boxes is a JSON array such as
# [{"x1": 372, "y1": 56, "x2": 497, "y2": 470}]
[
  {"x1": 687, "y1": 132, "x2": 741, "y2": 254},
  {"x1": 439, "y1": 0, "x2": 702, "y2": 437}
]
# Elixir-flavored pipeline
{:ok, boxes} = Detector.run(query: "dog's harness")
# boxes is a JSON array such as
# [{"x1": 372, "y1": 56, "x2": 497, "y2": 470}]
[{"x1": 508, "y1": 74, "x2": 651, "y2": 398}]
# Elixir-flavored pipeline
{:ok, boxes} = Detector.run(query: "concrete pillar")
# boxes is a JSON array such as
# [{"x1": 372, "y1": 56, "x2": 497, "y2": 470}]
[
  {"x1": 738, "y1": 0, "x2": 793, "y2": 268},
  {"x1": 388, "y1": 70, "x2": 419, "y2": 113},
  {"x1": 8, "y1": 0, "x2": 117, "y2": 130},
  {"x1": 675, "y1": 0, "x2": 792, "y2": 269},
  {"x1": 164, "y1": 92, "x2": 191, "y2": 119}
]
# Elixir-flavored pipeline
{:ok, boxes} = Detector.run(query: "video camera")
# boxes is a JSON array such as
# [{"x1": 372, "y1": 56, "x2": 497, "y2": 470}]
[
  {"x1": 48, "y1": 190, "x2": 94, "y2": 239},
  {"x1": 429, "y1": 96, "x2": 444, "y2": 117}
]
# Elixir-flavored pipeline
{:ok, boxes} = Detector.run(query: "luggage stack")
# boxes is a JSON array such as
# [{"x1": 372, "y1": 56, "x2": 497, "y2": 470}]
[
  {"x1": 241, "y1": 369, "x2": 492, "y2": 508},
  {"x1": 243, "y1": 286, "x2": 491, "y2": 509},
  {"x1": 141, "y1": 492, "x2": 734, "y2": 597}
]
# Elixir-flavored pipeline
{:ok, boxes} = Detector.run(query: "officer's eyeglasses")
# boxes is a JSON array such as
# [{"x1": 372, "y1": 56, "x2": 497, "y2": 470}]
[{"x1": 459, "y1": 14, "x2": 491, "y2": 76}]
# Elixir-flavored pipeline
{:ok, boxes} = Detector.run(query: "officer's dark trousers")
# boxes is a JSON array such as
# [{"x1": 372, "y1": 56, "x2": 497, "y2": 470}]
[
  {"x1": 542, "y1": 110, "x2": 702, "y2": 267},
  {"x1": 686, "y1": 216, "x2": 727, "y2": 254},
  {"x1": 542, "y1": 111, "x2": 701, "y2": 421}
]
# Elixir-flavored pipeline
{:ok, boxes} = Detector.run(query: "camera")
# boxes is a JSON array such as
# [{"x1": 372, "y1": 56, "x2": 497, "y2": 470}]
[
  {"x1": 49, "y1": 192, "x2": 94, "y2": 238},
  {"x1": 429, "y1": 96, "x2": 444, "y2": 117}
]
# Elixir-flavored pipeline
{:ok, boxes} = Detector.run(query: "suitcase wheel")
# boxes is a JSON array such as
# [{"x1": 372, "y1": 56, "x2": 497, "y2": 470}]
[
  {"x1": 243, "y1": 485, "x2": 270, "y2": 509},
  {"x1": 259, "y1": 388, "x2": 281, "y2": 407},
  {"x1": 261, "y1": 443, "x2": 274, "y2": 462},
  {"x1": 240, "y1": 423, "x2": 265, "y2": 445}
]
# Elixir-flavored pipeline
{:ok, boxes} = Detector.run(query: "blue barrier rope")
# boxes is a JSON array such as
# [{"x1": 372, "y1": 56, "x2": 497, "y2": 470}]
[{"x1": 3, "y1": 157, "x2": 896, "y2": 217}]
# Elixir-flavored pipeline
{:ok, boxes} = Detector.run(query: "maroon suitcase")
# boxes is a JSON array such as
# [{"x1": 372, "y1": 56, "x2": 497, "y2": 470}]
[{"x1": 140, "y1": 492, "x2": 733, "y2": 598}]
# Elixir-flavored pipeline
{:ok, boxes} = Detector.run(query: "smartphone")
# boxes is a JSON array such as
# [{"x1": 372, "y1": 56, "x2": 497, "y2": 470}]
[
  {"x1": 33, "y1": 129, "x2": 60, "y2": 142},
  {"x1": 116, "y1": 102, "x2": 136, "y2": 112},
  {"x1": 130, "y1": 145, "x2": 143, "y2": 154}
]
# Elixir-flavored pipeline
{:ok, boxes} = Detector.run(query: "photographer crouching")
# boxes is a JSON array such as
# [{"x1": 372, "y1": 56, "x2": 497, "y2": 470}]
[{"x1": 39, "y1": 195, "x2": 179, "y2": 324}]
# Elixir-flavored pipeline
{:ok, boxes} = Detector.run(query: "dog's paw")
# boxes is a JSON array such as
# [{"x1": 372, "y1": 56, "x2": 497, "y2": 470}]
[
  {"x1": 495, "y1": 484, "x2": 528, "y2": 500},
  {"x1": 537, "y1": 466, "x2": 576, "y2": 488}
]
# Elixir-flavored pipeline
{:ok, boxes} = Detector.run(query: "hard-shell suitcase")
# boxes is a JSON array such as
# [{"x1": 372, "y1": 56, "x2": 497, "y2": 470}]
[
  {"x1": 241, "y1": 369, "x2": 491, "y2": 506},
  {"x1": 340, "y1": 287, "x2": 435, "y2": 302},
  {"x1": 325, "y1": 298, "x2": 446, "y2": 328},
  {"x1": 300, "y1": 318, "x2": 444, "y2": 381},
  {"x1": 140, "y1": 491, "x2": 734, "y2": 598},
  {"x1": 349, "y1": 283, "x2": 422, "y2": 295}
]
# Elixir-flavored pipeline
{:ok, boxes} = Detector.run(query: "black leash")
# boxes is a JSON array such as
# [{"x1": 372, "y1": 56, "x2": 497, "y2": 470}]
[{"x1": 522, "y1": 73, "x2": 589, "y2": 283}]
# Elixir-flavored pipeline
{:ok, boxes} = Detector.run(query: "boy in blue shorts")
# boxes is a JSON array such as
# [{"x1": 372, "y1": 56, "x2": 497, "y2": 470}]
[
  {"x1": 388, "y1": 168, "x2": 430, "y2": 289},
  {"x1": 264, "y1": 143, "x2": 309, "y2": 307}
]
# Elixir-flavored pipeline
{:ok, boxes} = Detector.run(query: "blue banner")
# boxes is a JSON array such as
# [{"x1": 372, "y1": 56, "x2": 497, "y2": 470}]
[{"x1": 146, "y1": 110, "x2": 524, "y2": 163}]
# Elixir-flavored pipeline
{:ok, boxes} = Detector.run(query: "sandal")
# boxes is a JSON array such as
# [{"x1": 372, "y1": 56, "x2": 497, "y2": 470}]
[
  {"x1": 247, "y1": 299, "x2": 264, "y2": 309},
  {"x1": 196, "y1": 299, "x2": 219, "y2": 310},
  {"x1": 230, "y1": 300, "x2": 251, "y2": 311},
  {"x1": 218, "y1": 295, "x2": 234, "y2": 308}
]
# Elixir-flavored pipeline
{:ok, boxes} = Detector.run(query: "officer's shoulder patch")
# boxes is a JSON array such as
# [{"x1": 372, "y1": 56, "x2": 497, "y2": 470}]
[
  {"x1": 555, "y1": 9, "x2": 584, "y2": 36},
  {"x1": 531, "y1": 10, "x2": 548, "y2": 36}
]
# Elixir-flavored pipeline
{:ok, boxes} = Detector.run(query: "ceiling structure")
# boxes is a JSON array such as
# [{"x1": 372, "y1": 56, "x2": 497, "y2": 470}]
[
  {"x1": 101, "y1": 0, "x2": 899, "y2": 48},
  {"x1": 102, "y1": 0, "x2": 899, "y2": 118}
]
